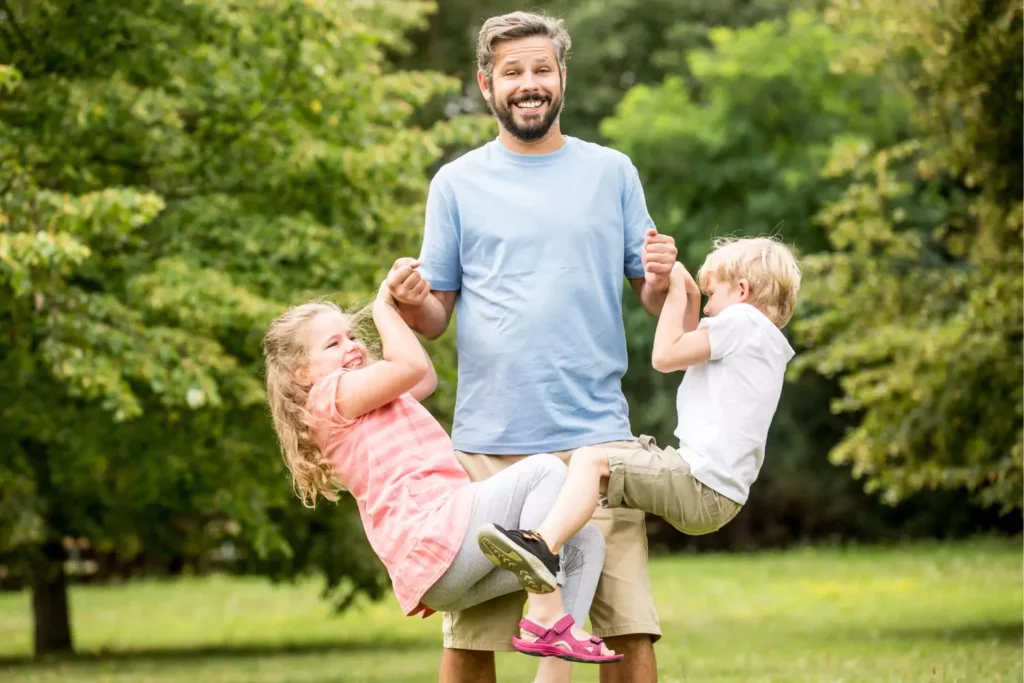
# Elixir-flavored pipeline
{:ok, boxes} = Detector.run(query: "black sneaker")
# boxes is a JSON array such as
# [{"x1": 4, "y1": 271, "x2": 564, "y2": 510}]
[{"x1": 477, "y1": 524, "x2": 559, "y2": 594}]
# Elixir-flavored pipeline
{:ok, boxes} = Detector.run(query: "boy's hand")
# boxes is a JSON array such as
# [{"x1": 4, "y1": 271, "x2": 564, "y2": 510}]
[
  {"x1": 387, "y1": 257, "x2": 430, "y2": 306},
  {"x1": 671, "y1": 261, "x2": 699, "y2": 294},
  {"x1": 642, "y1": 229, "x2": 678, "y2": 292}
]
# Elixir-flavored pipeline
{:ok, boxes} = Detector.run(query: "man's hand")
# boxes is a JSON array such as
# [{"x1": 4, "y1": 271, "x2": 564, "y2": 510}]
[
  {"x1": 642, "y1": 229, "x2": 678, "y2": 292},
  {"x1": 387, "y1": 257, "x2": 430, "y2": 306}
]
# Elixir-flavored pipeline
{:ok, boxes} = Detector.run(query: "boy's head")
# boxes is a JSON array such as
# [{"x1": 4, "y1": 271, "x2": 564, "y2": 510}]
[{"x1": 697, "y1": 237, "x2": 801, "y2": 328}]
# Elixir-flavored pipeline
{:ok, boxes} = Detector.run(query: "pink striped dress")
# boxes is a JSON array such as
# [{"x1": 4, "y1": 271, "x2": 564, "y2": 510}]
[{"x1": 307, "y1": 368, "x2": 478, "y2": 616}]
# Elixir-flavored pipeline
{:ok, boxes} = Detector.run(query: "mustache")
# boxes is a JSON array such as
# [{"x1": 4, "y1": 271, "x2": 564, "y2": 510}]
[{"x1": 508, "y1": 92, "x2": 552, "y2": 105}]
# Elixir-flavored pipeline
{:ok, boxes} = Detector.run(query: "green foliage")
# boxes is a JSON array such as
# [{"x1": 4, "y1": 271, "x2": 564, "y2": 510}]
[
  {"x1": 793, "y1": 0, "x2": 1023, "y2": 510},
  {"x1": 0, "y1": 0, "x2": 489, "y2": 650},
  {"x1": 604, "y1": 10, "x2": 913, "y2": 260},
  {"x1": 553, "y1": 0, "x2": 796, "y2": 142},
  {"x1": 604, "y1": 11, "x2": 913, "y2": 472},
  {"x1": 396, "y1": 0, "x2": 793, "y2": 141}
]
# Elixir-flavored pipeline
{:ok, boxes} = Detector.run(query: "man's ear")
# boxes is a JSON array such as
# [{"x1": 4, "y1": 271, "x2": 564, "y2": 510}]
[{"x1": 477, "y1": 70, "x2": 490, "y2": 103}]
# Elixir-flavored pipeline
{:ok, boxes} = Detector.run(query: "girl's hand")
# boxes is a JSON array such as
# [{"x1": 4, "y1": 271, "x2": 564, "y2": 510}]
[{"x1": 376, "y1": 279, "x2": 396, "y2": 307}]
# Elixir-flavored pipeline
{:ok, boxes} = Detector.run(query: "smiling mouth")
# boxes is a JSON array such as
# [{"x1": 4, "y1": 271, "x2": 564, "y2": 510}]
[{"x1": 512, "y1": 96, "x2": 548, "y2": 112}]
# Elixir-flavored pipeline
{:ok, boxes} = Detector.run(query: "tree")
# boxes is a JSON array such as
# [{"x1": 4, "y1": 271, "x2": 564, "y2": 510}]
[
  {"x1": 792, "y1": 0, "x2": 1023, "y2": 510},
  {"x1": 0, "y1": 0, "x2": 490, "y2": 656}
]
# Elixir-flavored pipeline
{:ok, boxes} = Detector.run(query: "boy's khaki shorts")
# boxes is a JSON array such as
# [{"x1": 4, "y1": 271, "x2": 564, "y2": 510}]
[
  {"x1": 444, "y1": 440, "x2": 661, "y2": 651},
  {"x1": 605, "y1": 435, "x2": 743, "y2": 536}
]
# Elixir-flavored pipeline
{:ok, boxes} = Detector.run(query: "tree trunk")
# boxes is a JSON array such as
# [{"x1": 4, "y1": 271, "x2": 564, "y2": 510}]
[
  {"x1": 31, "y1": 541, "x2": 74, "y2": 657},
  {"x1": 23, "y1": 437, "x2": 74, "y2": 657}
]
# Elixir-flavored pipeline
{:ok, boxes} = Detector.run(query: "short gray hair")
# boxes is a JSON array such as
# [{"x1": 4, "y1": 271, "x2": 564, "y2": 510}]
[{"x1": 476, "y1": 11, "x2": 571, "y2": 80}]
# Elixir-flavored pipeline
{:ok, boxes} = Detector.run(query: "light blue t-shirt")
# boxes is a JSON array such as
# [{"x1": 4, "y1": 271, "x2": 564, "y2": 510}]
[{"x1": 418, "y1": 136, "x2": 655, "y2": 454}]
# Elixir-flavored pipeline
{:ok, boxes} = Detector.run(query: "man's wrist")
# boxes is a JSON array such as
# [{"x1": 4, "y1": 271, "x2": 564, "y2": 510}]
[{"x1": 394, "y1": 299, "x2": 422, "y2": 327}]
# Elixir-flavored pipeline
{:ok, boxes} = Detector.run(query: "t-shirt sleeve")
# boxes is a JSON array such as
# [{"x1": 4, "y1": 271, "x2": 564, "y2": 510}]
[
  {"x1": 306, "y1": 368, "x2": 356, "y2": 429},
  {"x1": 698, "y1": 306, "x2": 754, "y2": 360},
  {"x1": 622, "y1": 162, "x2": 656, "y2": 280},
  {"x1": 417, "y1": 173, "x2": 462, "y2": 292}
]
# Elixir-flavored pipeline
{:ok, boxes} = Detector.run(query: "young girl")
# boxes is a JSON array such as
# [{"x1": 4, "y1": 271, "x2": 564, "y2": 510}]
[{"x1": 262, "y1": 264, "x2": 622, "y2": 671}]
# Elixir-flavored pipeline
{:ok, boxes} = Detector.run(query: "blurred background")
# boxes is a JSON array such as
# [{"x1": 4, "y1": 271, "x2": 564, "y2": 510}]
[{"x1": 0, "y1": 1, "x2": 1021, "y2": 681}]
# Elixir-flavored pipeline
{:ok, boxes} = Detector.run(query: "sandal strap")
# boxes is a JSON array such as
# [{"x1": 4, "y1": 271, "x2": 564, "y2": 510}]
[
  {"x1": 519, "y1": 614, "x2": 611, "y2": 658},
  {"x1": 518, "y1": 618, "x2": 551, "y2": 639},
  {"x1": 551, "y1": 614, "x2": 576, "y2": 634}
]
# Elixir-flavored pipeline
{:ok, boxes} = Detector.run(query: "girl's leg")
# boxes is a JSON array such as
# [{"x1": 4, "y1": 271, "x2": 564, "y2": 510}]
[
  {"x1": 422, "y1": 454, "x2": 568, "y2": 611},
  {"x1": 422, "y1": 454, "x2": 615, "y2": 656}
]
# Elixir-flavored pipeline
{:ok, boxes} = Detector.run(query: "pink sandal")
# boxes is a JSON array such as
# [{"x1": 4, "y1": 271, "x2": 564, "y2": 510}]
[{"x1": 512, "y1": 614, "x2": 625, "y2": 664}]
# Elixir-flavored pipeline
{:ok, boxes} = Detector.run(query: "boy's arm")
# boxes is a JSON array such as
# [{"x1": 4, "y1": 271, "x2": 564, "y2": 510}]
[{"x1": 651, "y1": 263, "x2": 712, "y2": 373}]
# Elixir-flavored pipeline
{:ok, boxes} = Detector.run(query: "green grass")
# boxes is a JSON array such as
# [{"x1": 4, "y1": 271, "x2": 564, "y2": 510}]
[{"x1": 0, "y1": 540, "x2": 1020, "y2": 682}]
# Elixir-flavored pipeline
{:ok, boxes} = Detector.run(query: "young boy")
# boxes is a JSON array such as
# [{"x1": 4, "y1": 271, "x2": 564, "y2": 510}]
[{"x1": 475, "y1": 237, "x2": 802, "y2": 589}]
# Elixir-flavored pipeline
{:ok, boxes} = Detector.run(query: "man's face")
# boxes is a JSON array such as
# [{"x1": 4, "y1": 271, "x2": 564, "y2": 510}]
[{"x1": 480, "y1": 36, "x2": 564, "y2": 142}]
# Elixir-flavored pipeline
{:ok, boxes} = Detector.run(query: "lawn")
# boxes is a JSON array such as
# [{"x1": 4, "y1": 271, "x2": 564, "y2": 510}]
[{"x1": 0, "y1": 540, "x2": 1020, "y2": 682}]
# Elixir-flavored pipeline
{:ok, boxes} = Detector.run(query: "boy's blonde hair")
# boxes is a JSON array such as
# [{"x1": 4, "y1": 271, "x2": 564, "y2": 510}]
[
  {"x1": 262, "y1": 301, "x2": 343, "y2": 507},
  {"x1": 697, "y1": 236, "x2": 801, "y2": 328}
]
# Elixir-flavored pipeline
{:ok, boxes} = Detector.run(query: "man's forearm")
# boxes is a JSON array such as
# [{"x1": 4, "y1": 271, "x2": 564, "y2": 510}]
[
  {"x1": 639, "y1": 281, "x2": 670, "y2": 317},
  {"x1": 396, "y1": 295, "x2": 451, "y2": 340}
]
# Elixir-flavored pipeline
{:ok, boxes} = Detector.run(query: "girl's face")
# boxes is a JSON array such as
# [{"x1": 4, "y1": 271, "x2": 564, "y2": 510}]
[
  {"x1": 301, "y1": 311, "x2": 369, "y2": 385},
  {"x1": 703, "y1": 275, "x2": 749, "y2": 318}
]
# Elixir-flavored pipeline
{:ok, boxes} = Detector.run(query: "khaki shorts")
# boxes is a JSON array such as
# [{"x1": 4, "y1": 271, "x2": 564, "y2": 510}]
[
  {"x1": 443, "y1": 440, "x2": 661, "y2": 651},
  {"x1": 605, "y1": 435, "x2": 743, "y2": 535}
]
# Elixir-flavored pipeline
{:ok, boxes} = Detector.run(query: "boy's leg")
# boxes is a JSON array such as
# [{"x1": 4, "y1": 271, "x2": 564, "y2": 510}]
[
  {"x1": 534, "y1": 446, "x2": 612, "y2": 552},
  {"x1": 604, "y1": 436, "x2": 742, "y2": 536}
]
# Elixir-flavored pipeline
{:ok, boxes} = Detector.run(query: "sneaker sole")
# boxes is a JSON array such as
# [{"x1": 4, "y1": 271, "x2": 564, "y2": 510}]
[{"x1": 476, "y1": 524, "x2": 558, "y2": 594}]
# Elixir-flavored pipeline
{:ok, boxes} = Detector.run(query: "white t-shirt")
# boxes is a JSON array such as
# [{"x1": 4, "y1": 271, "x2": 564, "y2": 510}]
[{"x1": 673, "y1": 303, "x2": 794, "y2": 505}]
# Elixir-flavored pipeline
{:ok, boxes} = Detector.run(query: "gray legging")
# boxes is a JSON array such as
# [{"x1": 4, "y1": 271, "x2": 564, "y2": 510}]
[{"x1": 421, "y1": 453, "x2": 605, "y2": 625}]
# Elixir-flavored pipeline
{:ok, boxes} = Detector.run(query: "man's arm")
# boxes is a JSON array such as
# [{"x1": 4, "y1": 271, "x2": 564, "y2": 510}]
[
  {"x1": 629, "y1": 277, "x2": 670, "y2": 317},
  {"x1": 628, "y1": 228, "x2": 677, "y2": 316},
  {"x1": 396, "y1": 290, "x2": 458, "y2": 341}
]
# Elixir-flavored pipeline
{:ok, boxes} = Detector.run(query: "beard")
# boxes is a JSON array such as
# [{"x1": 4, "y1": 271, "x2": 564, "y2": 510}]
[{"x1": 487, "y1": 77, "x2": 564, "y2": 142}]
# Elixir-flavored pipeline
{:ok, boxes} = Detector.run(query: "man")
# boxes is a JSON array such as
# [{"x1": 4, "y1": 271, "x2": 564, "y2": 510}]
[{"x1": 387, "y1": 11, "x2": 676, "y2": 683}]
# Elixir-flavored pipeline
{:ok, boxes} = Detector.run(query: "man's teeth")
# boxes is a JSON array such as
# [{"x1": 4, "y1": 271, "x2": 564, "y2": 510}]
[{"x1": 516, "y1": 100, "x2": 544, "y2": 109}]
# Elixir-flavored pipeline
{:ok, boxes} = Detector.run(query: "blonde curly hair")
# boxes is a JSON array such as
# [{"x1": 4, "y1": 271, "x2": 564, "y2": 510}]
[{"x1": 262, "y1": 300, "x2": 376, "y2": 507}]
